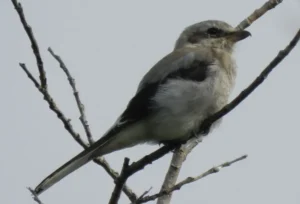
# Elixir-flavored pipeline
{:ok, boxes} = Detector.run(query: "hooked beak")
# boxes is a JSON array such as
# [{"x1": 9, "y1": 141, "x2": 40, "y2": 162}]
[{"x1": 226, "y1": 30, "x2": 251, "y2": 42}]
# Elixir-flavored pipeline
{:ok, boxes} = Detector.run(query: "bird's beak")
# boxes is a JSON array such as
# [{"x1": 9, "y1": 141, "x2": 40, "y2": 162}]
[{"x1": 226, "y1": 30, "x2": 251, "y2": 42}]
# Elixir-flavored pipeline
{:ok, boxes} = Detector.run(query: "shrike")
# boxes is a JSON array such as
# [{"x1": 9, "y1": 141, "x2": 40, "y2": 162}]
[{"x1": 34, "y1": 20, "x2": 251, "y2": 195}]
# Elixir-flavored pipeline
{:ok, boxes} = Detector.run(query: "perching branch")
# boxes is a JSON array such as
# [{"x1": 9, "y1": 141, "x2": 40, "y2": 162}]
[
  {"x1": 135, "y1": 155, "x2": 248, "y2": 203},
  {"x1": 156, "y1": 137, "x2": 202, "y2": 204},
  {"x1": 11, "y1": 0, "x2": 137, "y2": 202}
]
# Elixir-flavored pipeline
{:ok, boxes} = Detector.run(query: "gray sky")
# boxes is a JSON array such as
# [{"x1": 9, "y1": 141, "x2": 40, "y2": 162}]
[{"x1": 1, "y1": 0, "x2": 300, "y2": 203}]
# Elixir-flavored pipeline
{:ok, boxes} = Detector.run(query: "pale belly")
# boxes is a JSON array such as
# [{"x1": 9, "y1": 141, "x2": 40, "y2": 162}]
[{"x1": 145, "y1": 78, "x2": 230, "y2": 142}]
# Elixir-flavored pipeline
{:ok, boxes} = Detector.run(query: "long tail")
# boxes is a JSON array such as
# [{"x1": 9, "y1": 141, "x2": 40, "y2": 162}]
[
  {"x1": 34, "y1": 125, "x2": 121, "y2": 195},
  {"x1": 34, "y1": 143, "x2": 101, "y2": 195},
  {"x1": 34, "y1": 117, "x2": 143, "y2": 195}
]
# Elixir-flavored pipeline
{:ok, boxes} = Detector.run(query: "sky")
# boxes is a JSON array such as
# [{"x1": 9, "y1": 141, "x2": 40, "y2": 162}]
[{"x1": 1, "y1": 0, "x2": 300, "y2": 204}]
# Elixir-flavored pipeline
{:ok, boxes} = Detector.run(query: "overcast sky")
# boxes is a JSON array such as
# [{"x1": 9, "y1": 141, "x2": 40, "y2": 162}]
[{"x1": 1, "y1": 0, "x2": 300, "y2": 204}]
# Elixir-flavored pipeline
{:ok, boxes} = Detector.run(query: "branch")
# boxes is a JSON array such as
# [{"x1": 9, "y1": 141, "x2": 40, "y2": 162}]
[
  {"x1": 48, "y1": 47, "x2": 94, "y2": 144},
  {"x1": 237, "y1": 0, "x2": 283, "y2": 30},
  {"x1": 108, "y1": 144, "x2": 180, "y2": 204},
  {"x1": 11, "y1": 0, "x2": 47, "y2": 89},
  {"x1": 109, "y1": 158, "x2": 131, "y2": 204},
  {"x1": 156, "y1": 137, "x2": 202, "y2": 204},
  {"x1": 136, "y1": 155, "x2": 247, "y2": 203},
  {"x1": 11, "y1": 0, "x2": 137, "y2": 201},
  {"x1": 19, "y1": 64, "x2": 89, "y2": 148}
]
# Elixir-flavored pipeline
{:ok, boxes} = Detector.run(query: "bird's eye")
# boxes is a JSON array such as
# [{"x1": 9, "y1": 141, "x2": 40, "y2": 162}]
[{"x1": 206, "y1": 27, "x2": 223, "y2": 37}]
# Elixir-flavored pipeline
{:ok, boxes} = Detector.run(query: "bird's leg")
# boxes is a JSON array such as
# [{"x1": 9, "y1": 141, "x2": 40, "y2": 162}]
[
  {"x1": 198, "y1": 119, "x2": 212, "y2": 136},
  {"x1": 158, "y1": 138, "x2": 186, "y2": 152}
]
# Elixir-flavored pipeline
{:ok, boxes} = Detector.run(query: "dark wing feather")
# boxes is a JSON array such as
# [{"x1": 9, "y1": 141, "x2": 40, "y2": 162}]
[{"x1": 117, "y1": 58, "x2": 210, "y2": 126}]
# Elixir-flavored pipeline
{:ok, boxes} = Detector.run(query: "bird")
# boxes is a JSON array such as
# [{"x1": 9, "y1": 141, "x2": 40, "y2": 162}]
[{"x1": 34, "y1": 20, "x2": 251, "y2": 195}]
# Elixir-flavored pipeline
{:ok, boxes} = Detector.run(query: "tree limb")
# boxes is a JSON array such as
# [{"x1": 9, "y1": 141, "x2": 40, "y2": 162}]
[
  {"x1": 135, "y1": 155, "x2": 247, "y2": 203},
  {"x1": 11, "y1": 0, "x2": 47, "y2": 89}
]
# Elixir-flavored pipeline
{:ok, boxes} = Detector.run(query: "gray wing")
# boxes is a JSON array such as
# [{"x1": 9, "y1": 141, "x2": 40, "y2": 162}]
[{"x1": 118, "y1": 46, "x2": 215, "y2": 127}]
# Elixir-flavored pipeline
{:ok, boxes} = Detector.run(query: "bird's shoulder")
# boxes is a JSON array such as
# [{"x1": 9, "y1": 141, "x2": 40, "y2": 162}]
[{"x1": 138, "y1": 46, "x2": 215, "y2": 91}]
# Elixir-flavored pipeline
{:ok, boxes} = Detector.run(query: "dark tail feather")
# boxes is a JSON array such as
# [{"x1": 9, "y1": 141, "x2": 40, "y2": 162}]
[
  {"x1": 34, "y1": 146, "x2": 100, "y2": 195},
  {"x1": 34, "y1": 119, "x2": 130, "y2": 195}
]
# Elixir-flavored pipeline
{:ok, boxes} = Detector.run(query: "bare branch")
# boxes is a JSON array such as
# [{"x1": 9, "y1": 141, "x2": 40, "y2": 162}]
[
  {"x1": 237, "y1": 0, "x2": 283, "y2": 30},
  {"x1": 109, "y1": 158, "x2": 131, "y2": 204},
  {"x1": 156, "y1": 137, "x2": 202, "y2": 204},
  {"x1": 28, "y1": 187, "x2": 44, "y2": 204},
  {"x1": 136, "y1": 155, "x2": 247, "y2": 203},
  {"x1": 109, "y1": 144, "x2": 180, "y2": 204},
  {"x1": 48, "y1": 47, "x2": 94, "y2": 144},
  {"x1": 11, "y1": 0, "x2": 47, "y2": 89},
  {"x1": 11, "y1": 0, "x2": 137, "y2": 201},
  {"x1": 19, "y1": 63, "x2": 40, "y2": 88},
  {"x1": 19, "y1": 63, "x2": 90, "y2": 148},
  {"x1": 93, "y1": 157, "x2": 138, "y2": 202},
  {"x1": 137, "y1": 187, "x2": 153, "y2": 201}
]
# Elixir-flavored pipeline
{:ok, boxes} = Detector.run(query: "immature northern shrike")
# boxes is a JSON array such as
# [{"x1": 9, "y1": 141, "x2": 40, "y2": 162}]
[{"x1": 34, "y1": 20, "x2": 250, "y2": 195}]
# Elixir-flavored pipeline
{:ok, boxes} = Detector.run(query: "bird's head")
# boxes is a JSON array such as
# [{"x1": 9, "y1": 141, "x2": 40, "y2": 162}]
[{"x1": 175, "y1": 20, "x2": 251, "y2": 52}]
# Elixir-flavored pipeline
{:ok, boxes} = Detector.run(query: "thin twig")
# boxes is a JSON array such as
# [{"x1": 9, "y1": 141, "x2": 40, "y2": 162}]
[
  {"x1": 28, "y1": 187, "x2": 44, "y2": 204},
  {"x1": 136, "y1": 187, "x2": 153, "y2": 201},
  {"x1": 19, "y1": 64, "x2": 90, "y2": 148},
  {"x1": 136, "y1": 155, "x2": 247, "y2": 203},
  {"x1": 48, "y1": 47, "x2": 94, "y2": 144},
  {"x1": 237, "y1": 0, "x2": 283, "y2": 30},
  {"x1": 11, "y1": 0, "x2": 47, "y2": 89},
  {"x1": 19, "y1": 63, "x2": 40, "y2": 88}
]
